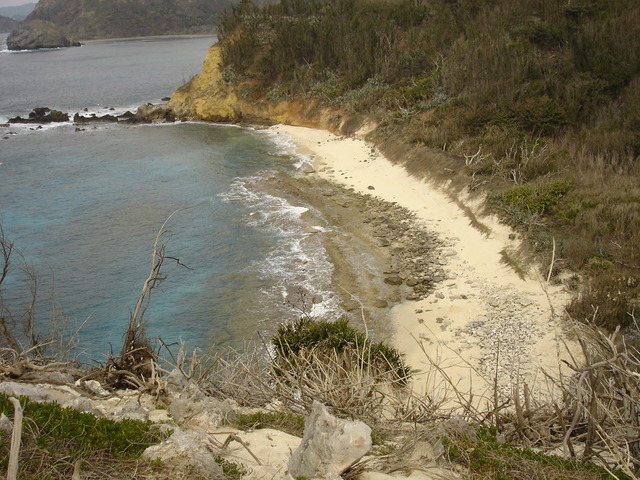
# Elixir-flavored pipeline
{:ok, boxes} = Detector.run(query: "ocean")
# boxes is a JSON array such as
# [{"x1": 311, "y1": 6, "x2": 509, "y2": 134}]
[{"x1": 0, "y1": 35, "x2": 340, "y2": 360}]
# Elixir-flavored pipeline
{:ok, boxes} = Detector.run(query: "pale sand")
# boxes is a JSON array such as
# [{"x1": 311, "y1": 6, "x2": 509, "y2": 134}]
[{"x1": 271, "y1": 124, "x2": 577, "y2": 407}]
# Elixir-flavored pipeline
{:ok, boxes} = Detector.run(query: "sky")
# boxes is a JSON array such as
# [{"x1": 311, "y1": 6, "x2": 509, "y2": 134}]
[{"x1": 0, "y1": 0, "x2": 35, "y2": 8}]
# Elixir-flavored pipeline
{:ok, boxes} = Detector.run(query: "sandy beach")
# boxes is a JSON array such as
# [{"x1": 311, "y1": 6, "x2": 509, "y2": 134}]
[{"x1": 271, "y1": 123, "x2": 576, "y2": 407}]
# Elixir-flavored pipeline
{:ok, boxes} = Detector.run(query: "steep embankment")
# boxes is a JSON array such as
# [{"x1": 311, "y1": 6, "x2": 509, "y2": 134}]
[{"x1": 169, "y1": 44, "x2": 349, "y2": 133}]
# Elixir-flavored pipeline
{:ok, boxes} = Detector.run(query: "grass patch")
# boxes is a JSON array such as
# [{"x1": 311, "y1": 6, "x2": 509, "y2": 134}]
[
  {"x1": 566, "y1": 273, "x2": 640, "y2": 329},
  {"x1": 447, "y1": 427, "x2": 633, "y2": 480},
  {"x1": 215, "y1": 456, "x2": 248, "y2": 480},
  {"x1": 0, "y1": 393, "x2": 166, "y2": 479},
  {"x1": 235, "y1": 411, "x2": 305, "y2": 437}
]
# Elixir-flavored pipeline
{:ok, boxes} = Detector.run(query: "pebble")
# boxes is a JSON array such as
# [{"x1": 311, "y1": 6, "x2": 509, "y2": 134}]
[{"x1": 454, "y1": 284, "x2": 548, "y2": 398}]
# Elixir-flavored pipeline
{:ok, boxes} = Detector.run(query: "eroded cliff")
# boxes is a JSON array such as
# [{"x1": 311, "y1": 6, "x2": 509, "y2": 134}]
[{"x1": 168, "y1": 44, "x2": 348, "y2": 133}]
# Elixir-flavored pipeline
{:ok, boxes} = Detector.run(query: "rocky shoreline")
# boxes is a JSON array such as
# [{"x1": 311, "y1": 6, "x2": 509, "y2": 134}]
[
  {"x1": 7, "y1": 104, "x2": 175, "y2": 125},
  {"x1": 259, "y1": 168, "x2": 451, "y2": 341}
]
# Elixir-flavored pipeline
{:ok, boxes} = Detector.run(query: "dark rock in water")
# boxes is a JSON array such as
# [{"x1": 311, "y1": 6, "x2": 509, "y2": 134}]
[
  {"x1": 342, "y1": 300, "x2": 361, "y2": 312},
  {"x1": 373, "y1": 299, "x2": 388, "y2": 308},
  {"x1": 384, "y1": 275, "x2": 404, "y2": 286},
  {"x1": 61, "y1": 104, "x2": 177, "y2": 126},
  {"x1": 135, "y1": 103, "x2": 176, "y2": 123},
  {"x1": 9, "y1": 107, "x2": 69, "y2": 123},
  {"x1": 72, "y1": 109, "x2": 159, "y2": 125},
  {"x1": 73, "y1": 112, "x2": 119, "y2": 124},
  {"x1": 7, "y1": 19, "x2": 81, "y2": 50}
]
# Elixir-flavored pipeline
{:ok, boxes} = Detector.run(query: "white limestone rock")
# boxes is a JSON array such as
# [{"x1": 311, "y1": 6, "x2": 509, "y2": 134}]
[
  {"x1": 0, "y1": 382, "x2": 53, "y2": 402},
  {"x1": 287, "y1": 402, "x2": 372, "y2": 480},
  {"x1": 115, "y1": 401, "x2": 149, "y2": 422},
  {"x1": 142, "y1": 427, "x2": 223, "y2": 479},
  {"x1": 0, "y1": 413, "x2": 12, "y2": 432}
]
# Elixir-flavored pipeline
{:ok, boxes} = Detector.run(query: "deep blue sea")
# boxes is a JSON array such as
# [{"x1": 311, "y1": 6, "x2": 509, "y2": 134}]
[{"x1": 0, "y1": 35, "x2": 338, "y2": 360}]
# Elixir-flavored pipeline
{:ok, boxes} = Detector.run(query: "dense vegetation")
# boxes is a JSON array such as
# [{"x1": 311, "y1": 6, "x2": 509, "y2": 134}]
[{"x1": 218, "y1": 0, "x2": 640, "y2": 330}]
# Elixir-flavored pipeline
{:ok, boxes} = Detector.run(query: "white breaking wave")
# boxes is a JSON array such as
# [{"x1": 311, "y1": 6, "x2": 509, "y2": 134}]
[
  {"x1": 220, "y1": 172, "x2": 342, "y2": 323},
  {"x1": 260, "y1": 129, "x2": 315, "y2": 172}
]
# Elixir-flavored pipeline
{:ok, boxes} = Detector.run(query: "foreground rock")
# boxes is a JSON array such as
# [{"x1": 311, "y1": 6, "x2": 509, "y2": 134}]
[
  {"x1": 142, "y1": 428, "x2": 224, "y2": 479},
  {"x1": 287, "y1": 402, "x2": 372, "y2": 480},
  {"x1": 0, "y1": 368, "x2": 469, "y2": 480},
  {"x1": 7, "y1": 19, "x2": 80, "y2": 50}
]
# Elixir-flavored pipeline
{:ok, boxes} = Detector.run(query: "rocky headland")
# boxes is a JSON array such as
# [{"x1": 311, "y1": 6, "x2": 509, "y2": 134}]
[
  {"x1": 6, "y1": 19, "x2": 80, "y2": 50},
  {"x1": 168, "y1": 45, "x2": 347, "y2": 132}
]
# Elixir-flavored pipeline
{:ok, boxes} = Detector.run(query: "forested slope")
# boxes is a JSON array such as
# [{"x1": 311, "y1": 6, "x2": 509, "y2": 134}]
[{"x1": 215, "y1": 0, "x2": 640, "y2": 330}]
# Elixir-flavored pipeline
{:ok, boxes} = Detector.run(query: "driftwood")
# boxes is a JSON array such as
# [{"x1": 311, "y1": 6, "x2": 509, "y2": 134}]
[
  {"x1": 106, "y1": 210, "x2": 191, "y2": 391},
  {"x1": 7, "y1": 397, "x2": 23, "y2": 480}
]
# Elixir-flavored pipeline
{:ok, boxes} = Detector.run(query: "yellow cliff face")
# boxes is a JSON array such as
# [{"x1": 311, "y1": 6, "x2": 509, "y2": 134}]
[
  {"x1": 169, "y1": 45, "x2": 239, "y2": 122},
  {"x1": 168, "y1": 44, "x2": 346, "y2": 132}
]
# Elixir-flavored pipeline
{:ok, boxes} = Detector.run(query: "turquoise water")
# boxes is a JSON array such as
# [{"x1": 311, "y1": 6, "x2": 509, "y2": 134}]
[{"x1": 0, "y1": 35, "x2": 339, "y2": 358}]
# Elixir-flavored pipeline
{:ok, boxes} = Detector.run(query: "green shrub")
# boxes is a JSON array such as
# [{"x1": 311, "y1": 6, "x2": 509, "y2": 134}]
[
  {"x1": 272, "y1": 317, "x2": 412, "y2": 384},
  {"x1": 215, "y1": 456, "x2": 248, "y2": 480},
  {"x1": 513, "y1": 95, "x2": 568, "y2": 134},
  {"x1": 499, "y1": 180, "x2": 573, "y2": 214}
]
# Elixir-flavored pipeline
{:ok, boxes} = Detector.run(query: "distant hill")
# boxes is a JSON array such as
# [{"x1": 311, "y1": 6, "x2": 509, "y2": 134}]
[
  {"x1": 23, "y1": 0, "x2": 233, "y2": 39},
  {"x1": 0, "y1": 2, "x2": 36, "y2": 21},
  {"x1": 0, "y1": 14, "x2": 18, "y2": 32}
]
